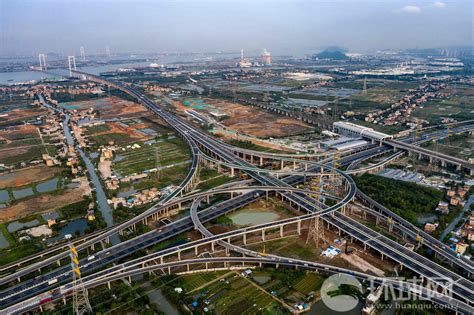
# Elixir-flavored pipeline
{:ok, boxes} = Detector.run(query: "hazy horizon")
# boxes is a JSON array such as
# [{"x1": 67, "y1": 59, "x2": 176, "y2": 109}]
[{"x1": 1, "y1": 0, "x2": 472, "y2": 56}]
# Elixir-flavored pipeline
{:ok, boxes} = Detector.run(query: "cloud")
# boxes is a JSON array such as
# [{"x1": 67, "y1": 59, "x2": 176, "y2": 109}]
[
  {"x1": 432, "y1": 1, "x2": 446, "y2": 8},
  {"x1": 401, "y1": 5, "x2": 421, "y2": 13}
]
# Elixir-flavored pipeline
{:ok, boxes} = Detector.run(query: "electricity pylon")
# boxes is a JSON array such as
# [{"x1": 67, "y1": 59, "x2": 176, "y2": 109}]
[
  {"x1": 306, "y1": 216, "x2": 325, "y2": 249},
  {"x1": 307, "y1": 176, "x2": 325, "y2": 248},
  {"x1": 70, "y1": 244, "x2": 92, "y2": 315}
]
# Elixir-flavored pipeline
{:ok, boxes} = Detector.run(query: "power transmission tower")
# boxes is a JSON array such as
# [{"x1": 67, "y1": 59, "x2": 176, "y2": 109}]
[
  {"x1": 307, "y1": 175, "x2": 325, "y2": 248},
  {"x1": 306, "y1": 216, "x2": 325, "y2": 249},
  {"x1": 155, "y1": 147, "x2": 161, "y2": 180},
  {"x1": 70, "y1": 244, "x2": 92, "y2": 314},
  {"x1": 68, "y1": 56, "x2": 77, "y2": 77},
  {"x1": 332, "y1": 98, "x2": 338, "y2": 121},
  {"x1": 446, "y1": 125, "x2": 451, "y2": 145}
]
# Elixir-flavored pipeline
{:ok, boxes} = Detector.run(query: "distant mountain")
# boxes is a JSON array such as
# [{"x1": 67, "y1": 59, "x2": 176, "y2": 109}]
[{"x1": 314, "y1": 49, "x2": 350, "y2": 60}]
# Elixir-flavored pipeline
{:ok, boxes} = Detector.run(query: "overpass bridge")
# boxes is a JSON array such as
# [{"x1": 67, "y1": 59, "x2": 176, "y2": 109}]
[
  {"x1": 3, "y1": 69, "x2": 473, "y2": 313},
  {"x1": 385, "y1": 139, "x2": 474, "y2": 175}
]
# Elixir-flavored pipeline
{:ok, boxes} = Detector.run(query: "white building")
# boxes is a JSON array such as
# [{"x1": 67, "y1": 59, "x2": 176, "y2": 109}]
[{"x1": 333, "y1": 121, "x2": 392, "y2": 142}]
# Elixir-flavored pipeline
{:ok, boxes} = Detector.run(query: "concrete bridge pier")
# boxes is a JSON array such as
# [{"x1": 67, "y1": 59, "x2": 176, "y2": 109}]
[
  {"x1": 262, "y1": 229, "x2": 266, "y2": 241},
  {"x1": 243, "y1": 233, "x2": 247, "y2": 245},
  {"x1": 297, "y1": 221, "x2": 301, "y2": 235},
  {"x1": 280, "y1": 225, "x2": 284, "y2": 237}
]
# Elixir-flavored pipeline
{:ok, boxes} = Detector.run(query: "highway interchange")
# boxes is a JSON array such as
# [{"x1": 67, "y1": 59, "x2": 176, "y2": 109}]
[{"x1": 1, "y1": 70, "x2": 473, "y2": 314}]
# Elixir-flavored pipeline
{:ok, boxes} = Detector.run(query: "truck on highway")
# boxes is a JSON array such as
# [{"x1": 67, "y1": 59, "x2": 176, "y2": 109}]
[{"x1": 47, "y1": 279, "x2": 58, "y2": 285}]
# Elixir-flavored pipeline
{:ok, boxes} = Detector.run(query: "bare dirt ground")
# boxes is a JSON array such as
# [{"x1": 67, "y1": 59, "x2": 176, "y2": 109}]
[
  {"x1": 212, "y1": 100, "x2": 310, "y2": 138},
  {"x1": 0, "y1": 107, "x2": 48, "y2": 125},
  {"x1": 63, "y1": 96, "x2": 148, "y2": 119},
  {"x1": 98, "y1": 160, "x2": 112, "y2": 179},
  {"x1": 0, "y1": 176, "x2": 90, "y2": 223},
  {"x1": 0, "y1": 124, "x2": 38, "y2": 142},
  {"x1": 0, "y1": 165, "x2": 58, "y2": 188},
  {"x1": 178, "y1": 97, "x2": 312, "y2": 138}
]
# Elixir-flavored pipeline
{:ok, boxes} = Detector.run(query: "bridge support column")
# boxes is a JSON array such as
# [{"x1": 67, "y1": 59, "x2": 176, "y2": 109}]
[
  {"x1": 230, "y1": 167, "x2": 235, "y2": 177},
  {"x1": 57, "y1": 260, "x2": 61, "y2": 266},
  {"x1": 260, "y1": 156, "x2": 263, "y2": 166},
  {"x1": 266, "y1": 190, "x2": 268, "y2": 199},
  {"x1": 205, "y1": 262, "x2": 208, "y2": 271},
  {"x1": 177, "y1": 251, "x2": 181, "y2": 261},
  {"x1": 297, "y1": 221, "x2": 301, "y2": 235},
  {"x1": 262, "y1": 229, "x2": 266, "y2": 241},
  {"x1": 381, "y1": 253, "x2": 384, "y2": 261},
  {"x1": 63, "y1": 297, "x2": 66, "y2": 305},
  {"x1": 91, "y1": 243, "x2": 95, "y2": 251},
  {"x1": 280, "y1": 225, "x2": 284, "y2": 237},
  {"x1": 293, "y1": 161, "x2": 296, "y2": 170},
  {"x1": 363, "y1": 243, "x2": 367, "y2": 251},
  {"x1": 195, "y1": 246, "x2": 198, "y2": 255},
  {"x1": 243, "y1": 233, "x2": 247, "y2": 245},
  {"x1": 160, "y1": 257, "x2": 163, "y2": 264},
  {"x1": 211, "y1": 242, "x2": 215, "y2": 252},
  {"x1": 280, "y1": 160, "x2": 284, "y2": 170}
]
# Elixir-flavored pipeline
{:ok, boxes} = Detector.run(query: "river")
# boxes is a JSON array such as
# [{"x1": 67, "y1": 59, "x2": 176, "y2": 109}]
[{"x1": 41, "y1": 97, "x2": 119, "y2": 244}]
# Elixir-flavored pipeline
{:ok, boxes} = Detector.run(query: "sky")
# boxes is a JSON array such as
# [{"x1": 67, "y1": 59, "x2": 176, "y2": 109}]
[{"x1": 1, "y1": 0, "x2": 472, "y2": 56}]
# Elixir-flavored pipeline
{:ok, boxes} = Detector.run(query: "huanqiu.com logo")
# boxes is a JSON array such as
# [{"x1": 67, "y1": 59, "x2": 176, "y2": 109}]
[{"x1": 321, "y1": 274, "x2": 455, "y2": 312}]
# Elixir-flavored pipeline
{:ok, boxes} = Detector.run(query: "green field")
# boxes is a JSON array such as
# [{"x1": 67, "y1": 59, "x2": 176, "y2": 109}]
[
  {"x1": 89, "y1": 132, "x2": 134, "y2": 146},
  {"x1": 84, "y1": 124, "x2": 111, "y2": 135},
  {"x1": 412, "y1": 85, "x2": 474, "y2": 124},
  {"x1": 114, "y1": 138, "x2": 190, "y2": 177},
  {"x1": 422, "y1": 134, "x2": 473, "y2": 160},
  {"x1": 336, "y1": 79, "x2": 418, "y2": 113}
]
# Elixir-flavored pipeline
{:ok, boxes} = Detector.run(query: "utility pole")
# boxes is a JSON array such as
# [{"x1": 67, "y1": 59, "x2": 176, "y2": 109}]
[{"x1": 70, "y1": 244, "x2": 92, "y2": 314}]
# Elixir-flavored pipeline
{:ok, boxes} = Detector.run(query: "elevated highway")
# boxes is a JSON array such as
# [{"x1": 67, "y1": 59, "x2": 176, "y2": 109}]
[{"x1": 3, "y1": 70, "x2": 472, "y2": 312}]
